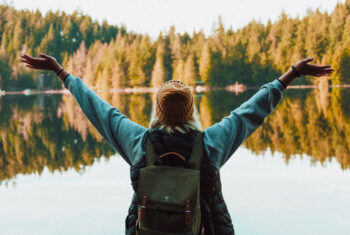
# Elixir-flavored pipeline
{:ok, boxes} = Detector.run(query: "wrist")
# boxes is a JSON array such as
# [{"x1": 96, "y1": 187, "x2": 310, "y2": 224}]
[
  {"x1": 278, "y1": 69, "x2": 296, "y2": 88},
  {"x1": 52, "y1": 64, "x2": 63, "y2": 74},
  {"x1": 58, "y1": 70, "x2": 69, "y2": 83},
  {"x1": 292, "y1": 65, "x2": 301, "y2": 77},
  {"x1": 56, "y1": 68, "x2": 64, "y2": 76}
]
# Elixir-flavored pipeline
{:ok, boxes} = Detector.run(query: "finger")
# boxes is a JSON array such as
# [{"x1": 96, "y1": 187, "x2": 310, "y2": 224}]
[
  {"x1": 319, "y1": 65, "x2": 331, "y2": 69},
  {"x1": 22, "y1": 54, "x2": 35, "y2": 60},
  {"x1": 21, "y1": 59, "x2": 36, "y2": 66},
  {"x1": 321, "y1": 68, "x2": 334, "y2": 73},
  {"x1": 25, "y1": 65, "x2": 36, "y2": 69},
  {"x1": 21, "y1": 54, "x2": 31, "y2": 62},
  {"x1": 314, "y1": 74, "x2": 326, "y2": 77},
  {"x1": 303, "y1": 57, "x2": 313, "y2": 63},
  {"x1": 39, "y1": 53, "x2": 50, "y2": 59},
  {"x1": 316, "y1": 66, "x2": 333, "y2": 71},
  {"x1": 23, "y1": 54, "x2": 42, "y2": 63}
]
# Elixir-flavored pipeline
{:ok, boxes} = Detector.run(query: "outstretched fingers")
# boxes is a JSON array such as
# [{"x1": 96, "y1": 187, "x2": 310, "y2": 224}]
[
  {"x1": 21, "y1": 58, "x2": 35, "y2": 67},
  {"x1": 323, "y1": 68, "x2": 334, "y2": 72},
  {"x1": 313, "y1": 68, "x2": 334, "y2": 77},
  {"x1": 21, "y1": 54, "x2": 45, "y2": 63},
  {"x1": 21, "y1": 54, "x2": 41, "y2": 69},
  {"x1": 310, "y1": 64, "x2": 334, "y2": 75},
  {"x1": 319, "y1": 68, "x2": 334, "y2": 74}
]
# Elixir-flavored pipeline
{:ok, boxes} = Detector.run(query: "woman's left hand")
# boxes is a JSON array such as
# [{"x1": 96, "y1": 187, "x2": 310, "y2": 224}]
[{"x1": 295, "y1": 57, "x2": 334, "y2": 77}]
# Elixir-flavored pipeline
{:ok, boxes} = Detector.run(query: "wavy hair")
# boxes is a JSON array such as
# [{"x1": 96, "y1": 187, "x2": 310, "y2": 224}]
[{"x1": 149, "y1": 105, "x2": 203, "y2": 134}]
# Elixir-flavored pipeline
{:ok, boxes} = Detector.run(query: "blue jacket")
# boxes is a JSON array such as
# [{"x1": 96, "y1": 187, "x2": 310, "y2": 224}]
[{"x1": 64, "y1": 74, "x2": 285, "y2": 170}]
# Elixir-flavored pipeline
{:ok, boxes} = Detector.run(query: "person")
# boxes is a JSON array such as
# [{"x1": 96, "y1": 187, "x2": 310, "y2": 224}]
[{"x1": 21, "y1": 53, "x2": 334, "y2": 234}]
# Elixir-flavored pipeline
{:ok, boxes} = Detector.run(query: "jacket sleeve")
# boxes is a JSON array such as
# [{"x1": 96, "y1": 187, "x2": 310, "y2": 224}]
[
  {"x1": 64, "y1": 74, "x2": 147, "y2": 166},
  {"x1": 203, "y1": 79, "x2": 285, "y2": 169}
]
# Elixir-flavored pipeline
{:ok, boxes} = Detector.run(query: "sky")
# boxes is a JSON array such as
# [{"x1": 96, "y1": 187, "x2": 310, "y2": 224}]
[{"x1": 9, "y1": 0, "x2": 345, "y2": 36}]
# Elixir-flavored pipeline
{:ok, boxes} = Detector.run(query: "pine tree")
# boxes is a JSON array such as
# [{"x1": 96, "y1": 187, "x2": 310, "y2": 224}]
[
  {"x1": 151, "y1": 42, "x2": 165, "y2": 87},
  {"x1": 13, "y1": 20, "x2": 24, "y2": 51},
  {"x1": 199, "y1": 42, "x2": 211, "y2": 83},
  {"x1": 172, "y1": 59, "x2": 184, "y2": 81},
  {"x1": 74, "y1": 41, "x2": 87, "y2": 78},
  {"x1": 37, "y1": 24, "x2": 55, "y2": 54},
  {"x1": 83, "y1": 57, "x2": 95, "y2": 87},
  {"x1": 183, "y1": 53, "x2": 196, "y2": 86}
]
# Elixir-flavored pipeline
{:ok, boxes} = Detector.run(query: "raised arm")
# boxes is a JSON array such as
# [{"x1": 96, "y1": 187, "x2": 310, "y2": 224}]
[
  {"x1": 21, "y1": 53, "x2": 147, "y2": 166},
  {"x1": 204, "y1": 58, "x2": 334, "y2": 169}
]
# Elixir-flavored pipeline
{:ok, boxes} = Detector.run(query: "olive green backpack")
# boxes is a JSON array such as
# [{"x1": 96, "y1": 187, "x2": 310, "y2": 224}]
[{"x1": 136, "y1": 132, "x2": 204, "y2": 235}]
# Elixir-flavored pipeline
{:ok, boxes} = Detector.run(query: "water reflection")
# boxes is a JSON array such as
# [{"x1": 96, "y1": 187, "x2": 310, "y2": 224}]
[
  {"x1": 0, "y1": 87, "x2": 349, "y2": 182},
  {"x1": 0, "y1": 95, "x2": 114, "y2": 182},
  {"x1": 245, "y1": 88, "x2": 350, "y2": 170}
]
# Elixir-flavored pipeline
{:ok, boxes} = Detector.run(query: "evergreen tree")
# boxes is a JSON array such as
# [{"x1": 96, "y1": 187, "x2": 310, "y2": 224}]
[
  {"x1": 183, "y1": 53, "x2": 196, "y2": 86},
  {"x1": 199, "y1": 41, "x2": 211, "y2": 83},
  {"x1": 151, "y1": 42, "x2": 165, "y2": 87}
]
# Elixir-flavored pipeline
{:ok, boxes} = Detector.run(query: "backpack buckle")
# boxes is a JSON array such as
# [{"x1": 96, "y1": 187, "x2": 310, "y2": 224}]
[
  {"x1": 185, "y1": 199, "x2": 191, "y2": 227},
  {"x1": 140, "y1": 195, "x2": 148, "y2": 221}
]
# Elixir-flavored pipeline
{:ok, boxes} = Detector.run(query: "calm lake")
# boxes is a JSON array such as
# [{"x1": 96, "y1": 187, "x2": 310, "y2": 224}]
[{"x1": 0, "y1": 86, "x2": 349, "y2": 235}]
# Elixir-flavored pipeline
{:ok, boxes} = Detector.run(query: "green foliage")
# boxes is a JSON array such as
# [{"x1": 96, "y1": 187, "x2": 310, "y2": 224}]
[
  {"x1": 0, "y1": 4, "x2": 124, "y2": 89},
  {"x1": 1, "y1": 1, "x2": 350, "y2": 90}
]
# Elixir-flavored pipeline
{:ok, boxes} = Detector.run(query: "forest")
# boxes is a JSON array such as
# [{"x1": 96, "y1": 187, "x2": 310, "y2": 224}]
[{"x1": 0, "y1": 1, "x2": 350, "y2": 90}]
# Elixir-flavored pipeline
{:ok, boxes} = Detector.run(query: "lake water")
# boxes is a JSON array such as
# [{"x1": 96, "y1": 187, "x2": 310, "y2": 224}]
[{"x1": 0, "y1": 86, "x2": 349, "y2": 235}]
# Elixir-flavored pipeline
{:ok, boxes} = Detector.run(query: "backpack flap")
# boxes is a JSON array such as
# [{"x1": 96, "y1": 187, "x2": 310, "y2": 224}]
[{"x1": 137, "y1": 165, "x2": 201, "y2": 233}]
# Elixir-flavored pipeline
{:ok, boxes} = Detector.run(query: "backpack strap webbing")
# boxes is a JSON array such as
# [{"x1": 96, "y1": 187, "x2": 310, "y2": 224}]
[
  {"x1": 186, "y1": 132, "x2": 204, "y2": 170},
  {"x1": 145, "y1": 135, "x2": 158, "y2": 166},
  {"x1": 145, "y1": 131, "x2": 204, "y2": 169}
]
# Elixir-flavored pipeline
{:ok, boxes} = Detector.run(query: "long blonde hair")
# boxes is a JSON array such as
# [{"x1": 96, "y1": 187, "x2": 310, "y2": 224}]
[{"x1": 149, "y1": 105, "x2": 203, "y2": 134}]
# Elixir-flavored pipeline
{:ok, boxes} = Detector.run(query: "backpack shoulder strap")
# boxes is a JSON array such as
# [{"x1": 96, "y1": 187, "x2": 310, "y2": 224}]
[
  {"x1": 145, "y1": 135, "x2": 159, "y2": 166},
  {"x1": 186, "y1": 132, "x2": 204, "y2": 170}
]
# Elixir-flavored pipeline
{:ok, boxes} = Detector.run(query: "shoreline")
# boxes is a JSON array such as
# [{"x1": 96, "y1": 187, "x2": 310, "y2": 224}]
[{"x1": 1, "y1": 83, "x2": 350, "y2": 96}]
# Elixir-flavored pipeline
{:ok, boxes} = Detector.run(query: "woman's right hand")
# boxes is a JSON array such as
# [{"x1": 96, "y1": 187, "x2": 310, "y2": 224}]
[{"x1": 21, "y1": 53, "x2": 63, "y2": 73}]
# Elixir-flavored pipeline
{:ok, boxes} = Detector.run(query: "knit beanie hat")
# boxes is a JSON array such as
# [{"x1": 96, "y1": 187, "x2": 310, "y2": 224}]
[{"x1": 156, "y1": 80, "x2": 194, "y2": 126}]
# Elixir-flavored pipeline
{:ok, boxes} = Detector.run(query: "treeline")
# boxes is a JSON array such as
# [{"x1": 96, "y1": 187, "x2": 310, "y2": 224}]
[
  {"x1": 66, "y1": 1, "x2": 350, "y2": 88},
  {"x1": 1, "y1": 1, "x2": 350, "y2": 90},
  {"x1": 0, "y1": 4, "x2": 125, "y2": 89}
]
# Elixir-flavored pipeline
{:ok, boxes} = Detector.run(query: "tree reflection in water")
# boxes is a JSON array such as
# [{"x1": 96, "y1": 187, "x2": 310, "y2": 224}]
[
  {"x1": 245, "y1": 87, "x2": 350, "y2": 169},
  {"x1": 0, "y1": 87, "x2": 349, "y2": 182}
]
